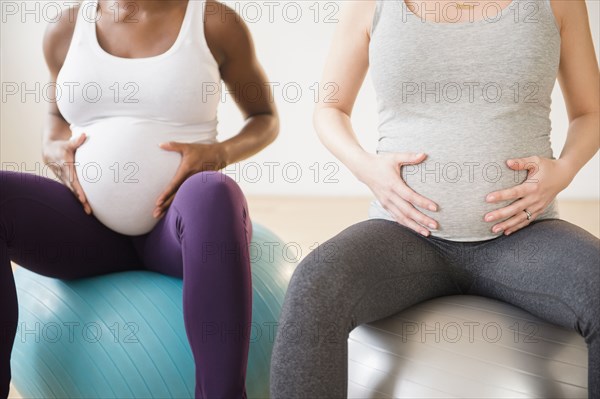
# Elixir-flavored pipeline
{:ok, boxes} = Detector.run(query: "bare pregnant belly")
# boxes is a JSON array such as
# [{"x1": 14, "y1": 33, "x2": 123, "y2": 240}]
[{"x1": 72, "y1": 117, "x2": 212, "y2": 236}]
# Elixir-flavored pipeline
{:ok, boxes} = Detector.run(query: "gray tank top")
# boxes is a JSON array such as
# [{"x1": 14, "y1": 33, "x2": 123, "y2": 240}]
[{"x1": 368, "y1": 0, "x2": 561, "y2": 241}]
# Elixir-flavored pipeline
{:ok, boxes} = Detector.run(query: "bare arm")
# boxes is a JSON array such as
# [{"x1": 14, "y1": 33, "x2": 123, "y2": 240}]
[
  {"x1": 312, "y1": 0, "x2": 438, "y2": 237},
  {"x1": 205, "y1": 0, "x2": 279, "y2": 168},
  {"x1": 41, "y1": 5, "x2": 92, "y2": 214},
  {"x1": 41, "y1": 6, "x2": 77, "y2": 162},
  {"x1": 312, "y1": 0, "x2": 374, "y2": 177},
  {"x1": 553, "y1": 0, "x2": 600, "y2": 182}
]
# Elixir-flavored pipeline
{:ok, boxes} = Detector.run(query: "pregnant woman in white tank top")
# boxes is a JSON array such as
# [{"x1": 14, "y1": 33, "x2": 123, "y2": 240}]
[
  {"x1": 1, "y1": 0, "x2": 278, "y2": 397},
  {"x1": 270, "y1": 0, "x2": 600, "y2": 397},
  {"x1": 47, "y1": 0, "x2": 277, "y2": 236}
]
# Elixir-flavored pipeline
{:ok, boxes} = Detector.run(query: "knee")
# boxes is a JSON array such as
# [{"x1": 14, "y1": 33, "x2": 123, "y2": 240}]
[
  {"x1": 177, "y1": 171, "x2": 240, "y2": 199},
  {"x1": 282, "y1": 254, "x2": 352, "y2": 321},
  {"x1": 173, "y1": 171, "x2": 246, "y2": 214}
]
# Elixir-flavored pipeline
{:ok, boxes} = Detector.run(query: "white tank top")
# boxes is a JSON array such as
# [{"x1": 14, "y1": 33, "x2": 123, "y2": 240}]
[{"x1": 56, "y1": 0, "x2": 222, "y2": 236}]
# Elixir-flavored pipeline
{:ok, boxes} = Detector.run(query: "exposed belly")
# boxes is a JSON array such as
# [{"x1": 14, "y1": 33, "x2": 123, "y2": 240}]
[{"x1": 72, "y1": 117, "x2": 213, "y2": 236}]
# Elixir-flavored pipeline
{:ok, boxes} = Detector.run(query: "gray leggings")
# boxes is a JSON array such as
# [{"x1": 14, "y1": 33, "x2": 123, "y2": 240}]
[{"x1": 270, "y1": 218, "x2": 600, "y2": 398}]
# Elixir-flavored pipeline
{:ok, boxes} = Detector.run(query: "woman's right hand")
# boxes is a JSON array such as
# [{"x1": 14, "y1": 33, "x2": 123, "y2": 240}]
[
  {"x1": 354, "y1": 152, "x2": 439, "y2": 237},
  {"x1": 44, "y1": 133, "x2": 92, "y2": 215}
]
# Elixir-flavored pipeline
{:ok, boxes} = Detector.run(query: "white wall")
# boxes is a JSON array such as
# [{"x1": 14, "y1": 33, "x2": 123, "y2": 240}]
[{"x1": 1, "y1": 0, "x2": 598, "y2": 198}]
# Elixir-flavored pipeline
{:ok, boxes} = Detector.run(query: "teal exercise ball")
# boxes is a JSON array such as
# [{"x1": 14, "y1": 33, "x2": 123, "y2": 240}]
[{"x1": 11, "y1": 223, "x2": 295, "y2": 399}]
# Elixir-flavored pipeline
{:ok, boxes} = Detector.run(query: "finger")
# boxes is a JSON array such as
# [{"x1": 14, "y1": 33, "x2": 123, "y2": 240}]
[
  {"x1": 401, "y1": 215, "x2": 431, "y2": 237},
  {"x1": 379, "y1": 199, "x2": 408, "y2": 227},
  {"x1": 67, "y1": 145, "x2": 88, "y2": 203},
  {"x1": 60, "y1": 164, "x2": 78, "y2": 190},
  {"x1": 79, "y1": 196, "x2": 92, "y2": 215},
  {"x1": 492, "y1": 213, "x2": 524, "y2": 234},
  {"x1": 70, "y1": 170, "x2": 88, "y2": 202},
  {"x1": 394, "y1": 152, "x2": 426, "y2": 166},
  {"x1": 158, "y1": 141, "x2": 185, "y2": 153},
  {"x1": 394, "y1": 184, "x2": 438, "y2": 212},
  {"x1": 155, "y1": 168, "x2": 189, "y2": 206},
  {"x1": 506, "y1": 156, "x2": 540, "y2": 172},
  {"x1": 391, "y1": 153, "x2": 438, "y2": 211},
  {"x1": 75, "y1": 132, "x2": 87, "y2": 147},
  {"x1": 68, "y1": 170, "x2": 93, "y2": 216},
  {"x1": 505, "y1": 210, "x2": 540, "y2": 235},
  {"x1": 69, "y1": 133, "x2": 87, "y2": 149},
  {"x1": 154, "y1": 195, "x2": 175, "y2": 218},
  {"x1": 47, "y1": 161, "x2": 62, "y2": 178},
  {"x1": 62, "y1": 179, "x2": 90, "y2": 215},
  {"x1": 485, "y1": 184, "x2": 528, "y2": 203},
  {"x1": 62, "y1": 162, "x2": 79, "y2": 187},
  {"x1": 383, "y1": 196, "x2": 432, "y2": 236},
  {"x1": 484, "y1": 196, "x2": 535, "y2": 222},
  {"x1": 392, "y1": 195, "x2": 438, "y2": 230},
  {"x1": 61, "y1": 178, "x2": 75, "y2": 194},
  {"x1": 504, "y1": 220, "x2": 528, "y2": 236},
  {"x1": 70, "y1": 184, "x2": 91, "y2": 215},
  {"x1": 492, "y1": 205, "x2": 540, "y2": 234}
]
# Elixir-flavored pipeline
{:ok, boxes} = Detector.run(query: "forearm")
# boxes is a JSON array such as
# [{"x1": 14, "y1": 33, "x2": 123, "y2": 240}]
[
  {"x1": 313, "y1": 107, "x2": 371, "y2": 181},
  {"x1": 556, "y1": 111, "x2": 600, "y2": 183},
  {"x1": 217, "y1": 112, "x2": 279, "y2": 167}
]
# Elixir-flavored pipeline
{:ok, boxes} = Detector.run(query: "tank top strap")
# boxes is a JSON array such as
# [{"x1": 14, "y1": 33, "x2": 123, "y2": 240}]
[
  {"x1": 371, "y1": 0, "x2": 411, "y2": 39},
  {"x1": 187, "y1": 0, "x2": 205, "y2": 39},
  {"x1": 186, "y1": 0, "x2": 219, "y2": 67},
  {"x1": 501, "y1": 0, "x2": 560, "y2": 33},
  {"x1": 64, "y1": 0, "x2": 96, "y2": 49},
  {"x1": 370, "y1": 0, "x2": 384, "y2": 37},
  {"x1": 80, "y1": 0, "x2": 99, "y2": 41},
  {"x1": 497, "y1": 0, "x2": 559, "y2": 29},
  {"x1": 538, "y1": 0, "x2": 561, "y2": 33}
]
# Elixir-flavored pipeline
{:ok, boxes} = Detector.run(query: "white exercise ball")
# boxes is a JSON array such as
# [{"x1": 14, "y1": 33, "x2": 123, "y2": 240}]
[{"x1": 348, "y1": 295, "x2": 588, "y2": 398}]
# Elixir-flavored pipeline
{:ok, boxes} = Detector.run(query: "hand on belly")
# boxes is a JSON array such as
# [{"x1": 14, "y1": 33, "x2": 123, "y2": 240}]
[
  {"x1": 73, "y1": 118, "x2": 189, "y2": 236},
  {"x1": 401, "y1": 155, "x2": 529, "y2": 239}
]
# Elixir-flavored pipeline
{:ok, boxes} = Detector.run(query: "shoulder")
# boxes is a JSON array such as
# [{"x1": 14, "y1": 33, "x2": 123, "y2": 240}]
[
  {"x1": 338, "y1": 0, "x2": 377, "y2": 39},
  {"x1": 547, "y1": 0, "x2": 590, "y2": 33},
  {"x1": 43, "y1": 2, "x2": 80, "y2": 74},
  {"x1": 203, "y1": 0, "x2": 255, "y2": 66}
]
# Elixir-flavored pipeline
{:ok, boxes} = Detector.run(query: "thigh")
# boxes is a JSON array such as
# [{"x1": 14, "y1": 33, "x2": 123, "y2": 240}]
[
  {"x1": 284, "y1": 218, "x2": 463, "y2": 328},
  {"x1": 129, "y1": 202, "x2": 184, "y2": 277},
  {"x1": 1, "y1": 171, "x2": 141, "y2": 278},
  {"x1": 129, "y1": 171, "x2": 252, "y2": 277},
  {"x1": 466, "y1": 218, "x2": 600, "y2": 334}
]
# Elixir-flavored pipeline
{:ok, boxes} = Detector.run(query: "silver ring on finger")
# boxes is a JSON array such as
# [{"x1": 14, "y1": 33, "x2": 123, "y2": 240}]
[{"x1": 523, "y1": 209, "x2": 532, "y2": 221}]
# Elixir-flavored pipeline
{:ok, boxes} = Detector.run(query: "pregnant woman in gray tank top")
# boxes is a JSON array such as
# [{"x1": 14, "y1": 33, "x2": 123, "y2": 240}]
[{"x1": 271, "y1": 0, "x2": 599, "y2": 397}]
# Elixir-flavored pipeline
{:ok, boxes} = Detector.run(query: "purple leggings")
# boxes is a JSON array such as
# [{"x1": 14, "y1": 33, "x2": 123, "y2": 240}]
[{"x1": 0, "y1": 170, "x2": 253, "y2": 399}]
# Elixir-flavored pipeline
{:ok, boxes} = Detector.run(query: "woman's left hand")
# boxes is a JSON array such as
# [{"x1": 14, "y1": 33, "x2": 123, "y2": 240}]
[
  {"x1": 153, "y1": 141, "x2": 227, "y2": 218},
  {"x1": 483, "y1": 155, "x2": 574, "y2": 236}
]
